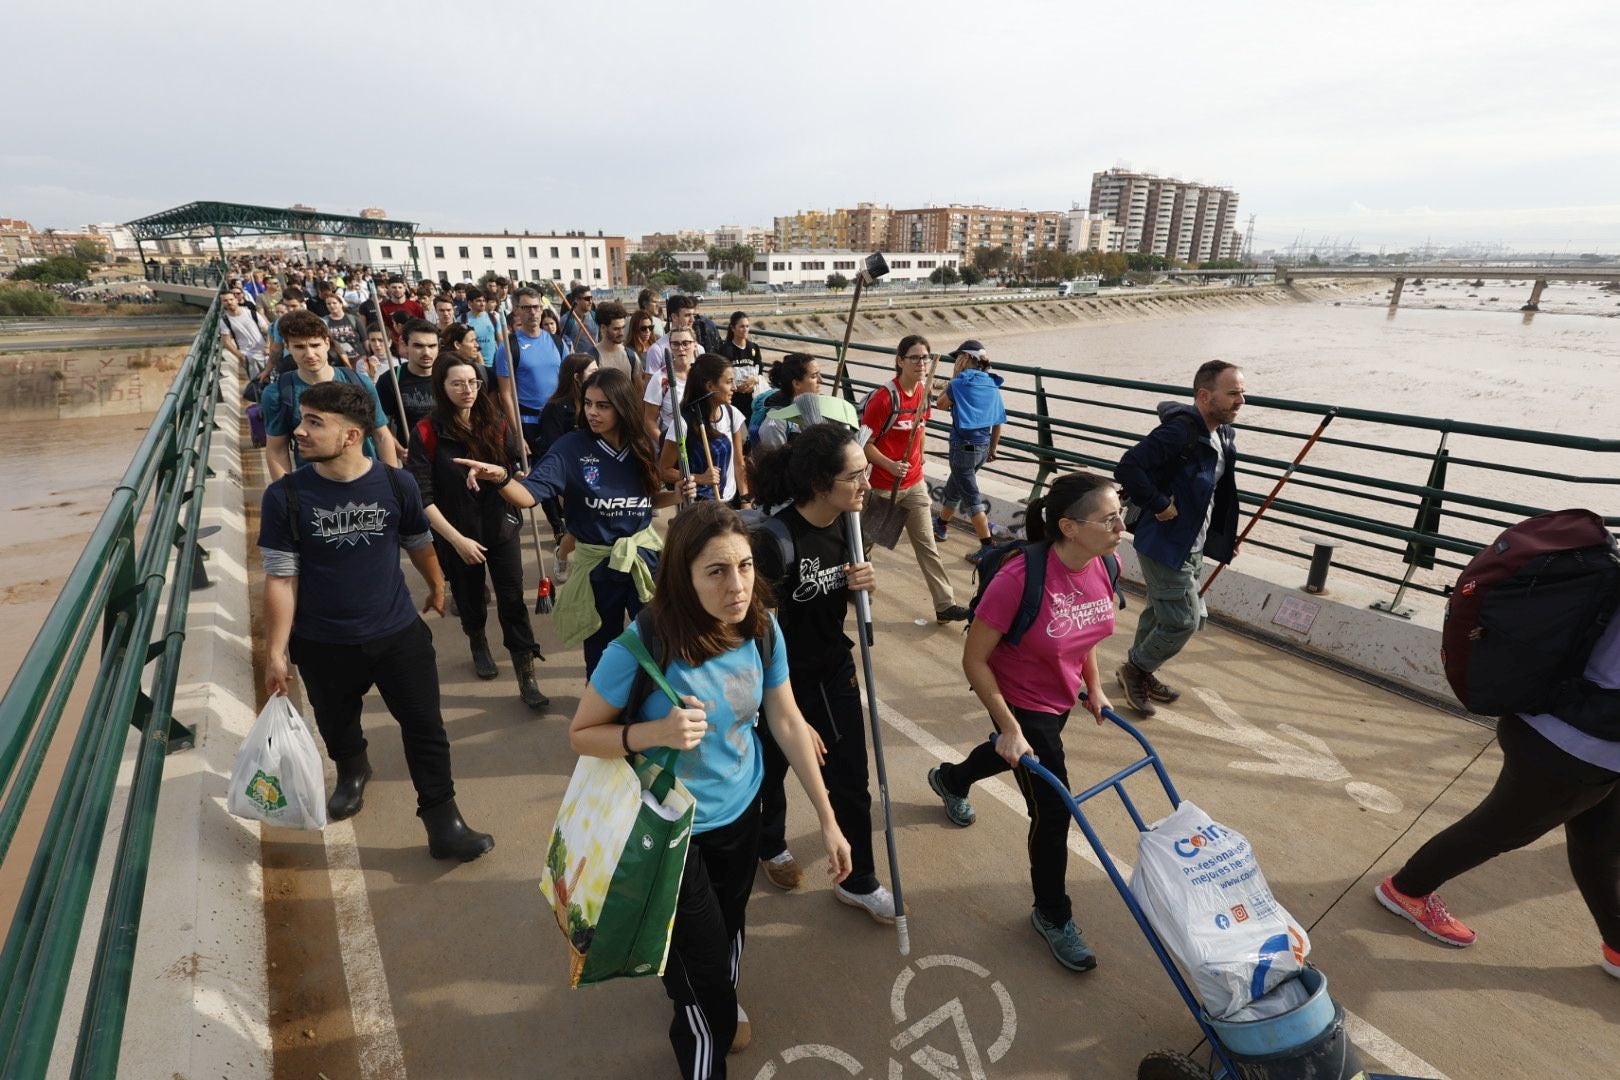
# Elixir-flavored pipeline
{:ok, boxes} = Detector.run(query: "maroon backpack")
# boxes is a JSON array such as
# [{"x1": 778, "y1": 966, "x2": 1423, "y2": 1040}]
[{"x1": 1442, "y1": 509, "x2": 1620, "y2": 715}]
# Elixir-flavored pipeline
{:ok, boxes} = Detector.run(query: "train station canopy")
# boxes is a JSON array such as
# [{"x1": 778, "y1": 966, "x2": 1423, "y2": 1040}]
[{"x1": 125, "y1": 201, "x2": 417, "y2": 243}]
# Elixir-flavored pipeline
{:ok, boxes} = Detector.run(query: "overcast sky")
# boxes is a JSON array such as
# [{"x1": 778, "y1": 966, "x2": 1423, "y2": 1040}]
[{"x1": 4, "y1": 0, "x2": 1617, "y2": 253}]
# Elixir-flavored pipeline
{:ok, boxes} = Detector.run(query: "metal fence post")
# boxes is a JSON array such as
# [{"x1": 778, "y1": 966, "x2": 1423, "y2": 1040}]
[{"x1": 1030, "y1": 374, "x2": 1056, "y2": 502}]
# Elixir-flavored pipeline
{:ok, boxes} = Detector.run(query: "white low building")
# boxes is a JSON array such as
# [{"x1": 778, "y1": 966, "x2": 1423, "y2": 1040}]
[
  {"x1": 637, "y1": 249, "x2": 959, "y2": 290},
  {"x1": 346, "y1": 231, "x2": 626, "y2": 288}
]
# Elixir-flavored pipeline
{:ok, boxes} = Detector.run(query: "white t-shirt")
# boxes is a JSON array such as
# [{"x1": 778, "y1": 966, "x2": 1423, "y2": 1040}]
[
  {"x1": 665, "y1": 404, "x2": 746, "y2": 501},
  {"x1": 644, "y1": 374, "x2": 684, "y2": 439},
  {"x1": 1192, "y1": 432, "x2": 1225, "y2": 556},
  {"x1": 222, "y1": 308, "x2": 267, "y2": 361}
]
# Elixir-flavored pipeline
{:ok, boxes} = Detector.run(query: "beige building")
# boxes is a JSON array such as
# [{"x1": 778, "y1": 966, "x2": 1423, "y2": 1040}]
[
  {"x1": 887, "y1": 205, "x2": 1062, "y2": 259},
  {"x1": 0, "y1": 218, "x2": 37, "y2": 268},
  {"x1": 1061, "y1": 208, "x2": 1123, "y2": 253},
  {"x1": 1089, "y1": 168, "x2": 1241, "y2": 262}
]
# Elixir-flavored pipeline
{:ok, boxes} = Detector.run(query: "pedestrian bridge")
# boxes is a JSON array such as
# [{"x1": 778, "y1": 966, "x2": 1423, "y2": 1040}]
[{"x1": 2, "y1": 294, "x2": 1618, "y2": 1078}]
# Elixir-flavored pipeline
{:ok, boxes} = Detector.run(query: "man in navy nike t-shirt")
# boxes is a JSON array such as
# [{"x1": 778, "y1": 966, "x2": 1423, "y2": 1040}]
[{"x1": 257, "y1": 380, "x2": 493, "y2": 862}]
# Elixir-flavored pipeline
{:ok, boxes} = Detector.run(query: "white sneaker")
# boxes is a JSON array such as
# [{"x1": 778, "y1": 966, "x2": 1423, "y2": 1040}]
[
  {"x1": 730, "y1": 1004, "x2": 751, "y2": 1054},
  {"x1": 834, "y1": 883, "x2": 897, "y2": 924},
  {"x1": 553, "y1": 556, "x2": 570, "y2": 585}
]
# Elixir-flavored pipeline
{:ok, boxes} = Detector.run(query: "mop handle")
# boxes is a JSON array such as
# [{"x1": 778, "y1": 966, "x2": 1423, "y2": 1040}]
[
  {"x1": 846, "y1": 511, "x2": 909, "y2": 955},
  {"x1": 503, "y1": 353, "x2": 550, "y2": 580}
]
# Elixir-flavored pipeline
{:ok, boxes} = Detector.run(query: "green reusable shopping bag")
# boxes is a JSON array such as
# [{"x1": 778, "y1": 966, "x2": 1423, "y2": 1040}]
[{"x1": 539, "y1": 627, "x2": 696, "y2": 988}]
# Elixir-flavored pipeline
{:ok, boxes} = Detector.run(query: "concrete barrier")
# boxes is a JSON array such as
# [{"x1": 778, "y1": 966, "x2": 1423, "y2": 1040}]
[
  {"x1": 931, "y1": 465, "x2": 1450, "y2": 705},
  {"x1": 0, "y1": 347, "x2": 188, "y2": 420}
]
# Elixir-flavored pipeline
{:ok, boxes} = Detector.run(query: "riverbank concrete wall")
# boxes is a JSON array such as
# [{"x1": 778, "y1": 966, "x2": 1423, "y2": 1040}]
[
  {"x1": 0, "y1": 346, "x2": 189, "y2": 420},
  {"x1": 751, "y1": 283, "x2": 1362, "y2": 345}
]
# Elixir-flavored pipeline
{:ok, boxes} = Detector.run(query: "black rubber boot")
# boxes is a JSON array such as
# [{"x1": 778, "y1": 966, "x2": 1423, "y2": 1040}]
[
  {"x1": 469, "y1": 632, "x2": 498, "y2": 680},
  {"x1": 420, "y1": 798, "x2": 494, "y2": 862},
  {"x1": 326, "y1": 751, "x2": 372, "y2": 822},
  {"x1": 512, "y1": 650, "x2": 549, "y2": 710}
]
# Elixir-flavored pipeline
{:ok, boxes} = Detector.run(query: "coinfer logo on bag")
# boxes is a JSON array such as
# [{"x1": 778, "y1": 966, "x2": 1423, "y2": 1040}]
[
  {"x1": 245, "y1": 770, "x2": 287, "y2": 814},
  {"x1": 1173, "y1": 822, "x2": 1232, "y2": 857}
]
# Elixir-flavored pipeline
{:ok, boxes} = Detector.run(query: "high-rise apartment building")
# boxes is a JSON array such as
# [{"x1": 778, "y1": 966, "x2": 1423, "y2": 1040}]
[
  {"x1": 887, "y1": 205, "x2": 1062, "y2": 259},
  {"x1": 772, "y1": 203, "x2": 892, "y2": 252},
  {"x1": 1089, "y1": 169, "x2": 1241, "y2": 262}
]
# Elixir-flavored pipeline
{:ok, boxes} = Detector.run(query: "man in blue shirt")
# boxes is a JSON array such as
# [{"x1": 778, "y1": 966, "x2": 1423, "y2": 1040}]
[
  {"x1": 494, "y1": 285, "x2": 565, "y2": 456},
  {"x1": 463, "y1": 285, "x2": 499, "y2": 368},
  {"x1": 559, "y1": 284, "x2": 599, "y2": 357},
  {"x1": 260, "y1": 309, "x2": 398, "y2": 482},
  {"x1": 258, "y1": 379, "x2": 492, "y2": 862}
]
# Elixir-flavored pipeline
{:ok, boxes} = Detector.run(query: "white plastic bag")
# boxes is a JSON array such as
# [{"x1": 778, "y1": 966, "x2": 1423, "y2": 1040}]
[
  {"x1": 227, "y1": 694, "x2": 327, "y2": 830},
  {"x1": 1128, "y1": 800, "x2": 1308, "y2": 1019}
]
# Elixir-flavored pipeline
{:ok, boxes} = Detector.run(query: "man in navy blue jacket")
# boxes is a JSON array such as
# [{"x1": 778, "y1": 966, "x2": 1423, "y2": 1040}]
[{"x1": 1112, "y1": 361, "x2": 1245, "y2": 715}]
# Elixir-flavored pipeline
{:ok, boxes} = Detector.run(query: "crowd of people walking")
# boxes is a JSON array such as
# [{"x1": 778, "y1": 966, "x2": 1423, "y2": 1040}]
[{"x1": 233, "y1": 255, "x2": 1619, "y2": 1079}]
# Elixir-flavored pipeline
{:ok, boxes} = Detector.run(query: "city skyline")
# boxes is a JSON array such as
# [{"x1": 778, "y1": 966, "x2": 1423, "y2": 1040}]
[{"x1": 3, "y1": 0, "x2": 1617, "y2": 253}]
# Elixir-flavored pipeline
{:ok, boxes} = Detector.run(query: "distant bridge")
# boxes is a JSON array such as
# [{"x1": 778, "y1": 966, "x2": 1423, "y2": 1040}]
[{"x1": 1277, "y1": 264, "x2": 1620, "y2": 310}]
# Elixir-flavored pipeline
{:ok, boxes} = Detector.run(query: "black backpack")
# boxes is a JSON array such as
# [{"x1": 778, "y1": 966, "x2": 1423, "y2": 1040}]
[
  {"x1": 966, "y1": 541, "x2": 1123, "y2": 646},
  {"x1": 1441, "y1": 509, "x2": 1620, "y2": 715},
  {"x1": 619, "y1": 608, "x2": 777, "y2": 722}
]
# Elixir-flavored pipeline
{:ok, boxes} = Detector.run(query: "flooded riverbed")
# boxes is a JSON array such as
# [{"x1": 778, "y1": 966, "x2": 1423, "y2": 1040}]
[
  {"x1": 963, "y1": 282, "x2": 1620, "y2": 593},
  {"x1": 0, "y1": 412, "x2": 156, "y2": 687}
]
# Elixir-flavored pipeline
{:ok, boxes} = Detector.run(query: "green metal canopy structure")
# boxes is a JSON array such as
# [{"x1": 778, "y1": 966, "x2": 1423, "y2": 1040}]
[{"x1": 124, "y1": 200, "x2": 419, "y2": 272}]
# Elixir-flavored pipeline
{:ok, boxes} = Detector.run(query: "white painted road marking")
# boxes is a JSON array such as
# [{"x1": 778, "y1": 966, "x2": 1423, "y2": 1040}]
[
  {"x1": 326, "y1": 817, "x2": 408, "y2": 1080},
  {"x1": 757, "y1": 952, "x2": 1016, "y2": 1080}
]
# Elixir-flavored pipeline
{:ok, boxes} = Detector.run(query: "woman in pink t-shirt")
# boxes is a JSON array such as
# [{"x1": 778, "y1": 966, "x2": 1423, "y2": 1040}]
[{"x1": 928, "y1": 471, "x2": 1123, "y2": 973}]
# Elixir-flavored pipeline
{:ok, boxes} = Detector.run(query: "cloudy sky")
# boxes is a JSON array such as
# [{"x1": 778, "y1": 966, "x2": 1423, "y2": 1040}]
[{"x1": 4, "y1": 0, "x2": 1617, "y2": 253}]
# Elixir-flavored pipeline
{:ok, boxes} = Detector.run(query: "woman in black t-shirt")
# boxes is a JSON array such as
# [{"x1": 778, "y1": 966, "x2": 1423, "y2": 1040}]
[
  {"x1": 408, "y1": 353, "x2": 545, "y2": 708},
  {"x1": 747, "y1": 423, "x2": 896, "y2": 922},
  {"x1": 716, "y1": 310, "x2": 762, "y2": 420}
]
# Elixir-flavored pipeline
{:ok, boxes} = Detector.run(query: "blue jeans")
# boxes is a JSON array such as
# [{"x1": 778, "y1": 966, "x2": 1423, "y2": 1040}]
[
  {"x1": 939, "y1": 441, "x2": 990, "y2": 516},
  {"x1": 1127, "y1": 549, "x2": 1206, "y2": 674}
]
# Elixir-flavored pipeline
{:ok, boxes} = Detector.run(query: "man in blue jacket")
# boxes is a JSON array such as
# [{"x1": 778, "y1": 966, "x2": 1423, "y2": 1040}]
[{"x1": 1112, "y1": 360, "x2": 1246, "y2": 715}]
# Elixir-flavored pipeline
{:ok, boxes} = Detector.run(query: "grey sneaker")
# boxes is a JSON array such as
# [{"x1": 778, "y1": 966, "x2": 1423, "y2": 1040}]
[
  {"x1": 927, "y1": 766, "x2": 975, "y2": 827},
  {"x1": 1031, "y1": 910, "x2": 1097, "y2": 972},
  {"x1": 936, "y1": 604, "x2": 971, "y2": 624}
]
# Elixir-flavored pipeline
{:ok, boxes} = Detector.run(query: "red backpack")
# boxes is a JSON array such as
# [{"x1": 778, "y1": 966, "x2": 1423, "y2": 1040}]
[{"x1": 1442, "y1": 509, "x2": 1620, "y2": 715}]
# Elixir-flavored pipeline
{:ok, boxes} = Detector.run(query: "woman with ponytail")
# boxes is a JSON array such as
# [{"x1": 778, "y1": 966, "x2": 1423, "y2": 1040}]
[
  {"x1": 926, "y1": 470, "x2": 1123, "y2": 973},
  {"x1": 661, "y1": 353, "x2": 752, "y2": 505},
  {"x1": 745, "y1": 424, "x2": 896, "y2": 921}
]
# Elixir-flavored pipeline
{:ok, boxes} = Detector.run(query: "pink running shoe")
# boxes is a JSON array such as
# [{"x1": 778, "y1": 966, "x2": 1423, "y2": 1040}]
[
  {"x1": 1375, "y1": 876, "x2": 1477, "y2": 947},
  {"x1": 1603, "y1": 944, "x2": 1620, "y2": 980}
]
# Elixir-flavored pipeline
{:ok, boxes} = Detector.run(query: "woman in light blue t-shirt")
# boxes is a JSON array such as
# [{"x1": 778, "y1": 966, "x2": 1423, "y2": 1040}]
[{"x1": 570, "y1": 500, "x2": 851, "y2": 1075}]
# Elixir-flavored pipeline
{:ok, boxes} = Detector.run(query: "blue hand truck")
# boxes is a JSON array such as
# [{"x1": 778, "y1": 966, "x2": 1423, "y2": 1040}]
[{"x1": 1000, "y1": 704, "x2": 1427, "y2": 1080}]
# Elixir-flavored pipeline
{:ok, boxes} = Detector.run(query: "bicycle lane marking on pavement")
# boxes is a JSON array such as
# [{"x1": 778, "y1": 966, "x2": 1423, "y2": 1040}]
[{"x1": 874, "y1": 699, "x2": 1451, "y2": 1080}]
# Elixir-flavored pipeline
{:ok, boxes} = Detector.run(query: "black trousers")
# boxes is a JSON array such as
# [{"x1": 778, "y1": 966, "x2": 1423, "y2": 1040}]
[
  {"x1": 757, "y1": 656, "x2": 878, "y2": 893},
  {"x1": 289, "y1": 619, "x2": 455, "y2": 811},
  {"x1": 433, "y1": 532, "x2": 537, "y2": 656},
  {"x1": 520, "y1": 421, "x2": 565, "y2": 537},
  {"x1": 582, "y1": 564, "x2": 644, "y2": 679},
  {"x1": 938, "y1": 706, "x2": 1075, "y2": 926},
  {"x1": 1393, "y1": 713, "x2": 1620, "y2": 947},
  {"x1": 663, "y1": 804, "x2": 760, "y2": 1080}
]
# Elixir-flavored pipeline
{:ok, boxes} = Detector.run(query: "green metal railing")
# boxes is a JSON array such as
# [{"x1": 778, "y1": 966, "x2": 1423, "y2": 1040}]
[
  {"x1": 0, "y1": 295, "x2": 224, "y2": 1078},
  {"x1": 749, "y1": 327, "x2": 1620, "y2": 609}
]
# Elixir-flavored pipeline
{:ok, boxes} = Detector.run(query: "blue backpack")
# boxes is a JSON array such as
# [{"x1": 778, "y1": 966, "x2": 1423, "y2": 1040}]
[{"x1": 966, "y1": 541, "x2": 1123, "y2": 646}]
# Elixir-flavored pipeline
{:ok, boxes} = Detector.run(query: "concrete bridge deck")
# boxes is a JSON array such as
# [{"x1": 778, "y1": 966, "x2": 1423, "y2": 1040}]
[{"x1": 226, "y1": 454, "x2": 1615, "y2": 1079}]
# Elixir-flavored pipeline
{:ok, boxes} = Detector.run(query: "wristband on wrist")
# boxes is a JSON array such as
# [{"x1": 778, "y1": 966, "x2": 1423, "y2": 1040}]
[
  {"x1": 621, "y1": 723, "x2": 632, "y2": 754},
  {"x1": 492, "y1": 468, "x2": 512, "y2": 489}
]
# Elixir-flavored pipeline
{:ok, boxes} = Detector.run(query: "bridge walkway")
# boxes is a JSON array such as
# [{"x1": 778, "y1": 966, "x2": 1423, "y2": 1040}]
[{"x1": 237, "y1": 435, "x2": 1617, "y2": 1079}]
